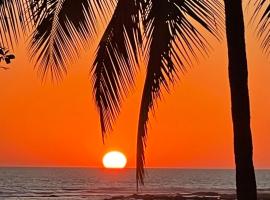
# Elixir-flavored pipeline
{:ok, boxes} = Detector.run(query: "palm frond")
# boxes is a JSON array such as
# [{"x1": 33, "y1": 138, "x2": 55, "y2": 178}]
[
  {"x1": 29, "y1": 0, "x2": 109, "y2": 80},
  {"x1": 0, "y1": 0, "x2": 27, "y2": 48},
  {"x1": 253, "y1": 0, "x2": 270, "y2": 56},
  {"x1": 136, "y1": 0, "x2": 223, "y2": 188},
  {"x1": 92, "y1": 0, "x2": 143, "y2": 138}
]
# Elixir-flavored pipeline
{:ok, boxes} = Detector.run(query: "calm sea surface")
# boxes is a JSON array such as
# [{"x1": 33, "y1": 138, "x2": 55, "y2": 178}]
[{"x1": 0, "y1": 168, "x2": 269, "y2": 199}]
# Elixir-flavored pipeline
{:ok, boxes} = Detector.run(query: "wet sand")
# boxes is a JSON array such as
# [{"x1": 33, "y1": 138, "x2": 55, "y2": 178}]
[{"x1": 105, "y1": 192, "x2": 270, "y2": 200}]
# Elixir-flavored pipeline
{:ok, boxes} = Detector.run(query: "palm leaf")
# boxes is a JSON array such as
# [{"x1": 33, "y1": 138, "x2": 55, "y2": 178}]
[
  {"x1": 92, "y1": 0, "x2": 144, "y2": 138},
  {"x1": 0, "y1": 0, "x2": 27, "y2": 48},
  {"x1": 136, "y1": 0, "x2": 223, "y2": 188},
  {"x1": 29, "y1": 0, "x2": 109, "y2": 80},
  {"x1": 253, "y1": 0, "x2": 270, "y2": 56}
]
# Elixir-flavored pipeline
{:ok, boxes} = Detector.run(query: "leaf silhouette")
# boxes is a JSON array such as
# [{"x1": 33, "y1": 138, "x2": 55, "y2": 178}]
[
  {"x1": 253, "y1": 0, "x2": 270, "y2": 56},
  {"x1": 0, "y1": 0, "x2": 27, "y2": 48},
  {"x1": 5, "y1": 57, "x2": 10, "y2": 64},
  {"x1": 0, "y1": 48, "x2": 4, "y2": 55},
  {"x1": 92, "y1": 0, "x2": 143, "y2": 137},
  {"x1": 29, "y1": 0, "x2": 109, "y2": 80},
  {"x1": 6, "y1": 54, "x2": 15, "y2": 59},
  {"x1": 136, "y1": 0, "x2": 223, "y2": 187}
]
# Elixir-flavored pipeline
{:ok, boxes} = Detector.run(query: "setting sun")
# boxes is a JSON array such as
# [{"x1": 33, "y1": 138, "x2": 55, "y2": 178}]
[{"x1": 102, "y1": 151, "x2": 127, "y2": 169}]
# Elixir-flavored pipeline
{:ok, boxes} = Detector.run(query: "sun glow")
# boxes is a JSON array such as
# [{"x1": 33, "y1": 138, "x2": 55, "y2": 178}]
[{"x1": 102, "y1": 151, "x2": 127, "y2": 169}]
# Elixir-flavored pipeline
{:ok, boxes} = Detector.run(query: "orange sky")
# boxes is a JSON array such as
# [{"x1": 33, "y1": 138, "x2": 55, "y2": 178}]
[{"x1": 0, "y1": 11, "x2": 270, "y2": 169}]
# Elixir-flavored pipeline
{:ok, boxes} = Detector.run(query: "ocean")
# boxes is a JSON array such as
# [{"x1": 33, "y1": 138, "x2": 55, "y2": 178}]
[{"x1": 0, "y1": 168, "x2": 269, "y2": 199}]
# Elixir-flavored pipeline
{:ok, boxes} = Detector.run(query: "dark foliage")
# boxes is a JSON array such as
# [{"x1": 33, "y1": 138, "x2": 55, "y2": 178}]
[
  {"x1": 136, "y1": 0, "x2": 223, "y2": 187},
  {"x1": 0, "y1": 47, "x2": 15, "y2": 64},
  {"x1": 92, "y1": 0, "x2": 143, "y2": 138},
  {"x1": 28, "y1": 0, "x2": 112, "y2": 80},
  {"x1": 0, "y1": 0, "x2": 27, "y2": 48},
  {"x1": 253, "y1": 0, "x2": 270, "y2": 56}
]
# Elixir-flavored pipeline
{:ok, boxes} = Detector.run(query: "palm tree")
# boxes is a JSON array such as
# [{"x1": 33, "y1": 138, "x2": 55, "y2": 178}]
[
  {"x1": 214, "y1": 1, "x2": 270, "y2": 199},
  {"x1": 223, "y1": 0, "x2": 257, "y2": 199},
  {"x1": 133, "y1": 0, "x2": 257, "y2": 199},
  {"x1": 93, "y1": 0, "x2": 258, "y2": 199},
  {"x1": 137, "y1": 0, "x2": 270, "y2": 200},
  {"x1": 27, "y1": 0, "x2": 262, "y2": 199}
]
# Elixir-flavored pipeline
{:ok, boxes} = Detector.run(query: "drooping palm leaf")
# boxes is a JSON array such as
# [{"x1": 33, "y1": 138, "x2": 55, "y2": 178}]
[
  {"x1": 92, "y1": 0, "x2": 144, "y2": 138},
  {"x1": 253, "y1": 0, "x2": 270, "y2": 56},
  {"x1": 136, "y1": 0, "x2": 223, "y2": 188},
  {"x1": 0, "y1": 0, "x2": 27, "y2": 48},
  {"x1": 29, "y1": 0, "x2": 109, "y2": 80}
]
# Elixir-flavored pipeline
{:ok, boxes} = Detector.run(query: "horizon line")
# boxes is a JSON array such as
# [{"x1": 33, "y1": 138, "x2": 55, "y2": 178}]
[{"x1": 0, "y1": 166, "x2": 270, "y2": 170}]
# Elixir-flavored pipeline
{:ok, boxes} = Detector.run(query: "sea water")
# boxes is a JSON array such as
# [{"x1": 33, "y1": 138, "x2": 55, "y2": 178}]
[{"x1": 0, "y1": 168, "x2": 269, "y2": 199}]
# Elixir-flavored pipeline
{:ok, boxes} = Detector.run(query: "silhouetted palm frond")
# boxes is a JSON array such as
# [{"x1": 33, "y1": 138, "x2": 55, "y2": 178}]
[
  {"x1": 136, "y1": 0, "x2": 223, "y2": 188},
  {"x1": 0, "y1": 0, "x2": 26, "y2": 48},
  {"x1": 92, "y1": 0, "x2": 144, "y2": 138},
  {"x1": 29, "y1": 0, "x2": 110, "y2": 80},
  {"x1": 253, "y1": 0, "x2": 270, "y2": 56}
]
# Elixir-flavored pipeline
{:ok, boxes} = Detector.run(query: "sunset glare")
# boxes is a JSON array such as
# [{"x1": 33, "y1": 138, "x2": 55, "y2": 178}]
[{"x1": 102, "y1": 151, "x2": 127, "y2": 169}]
